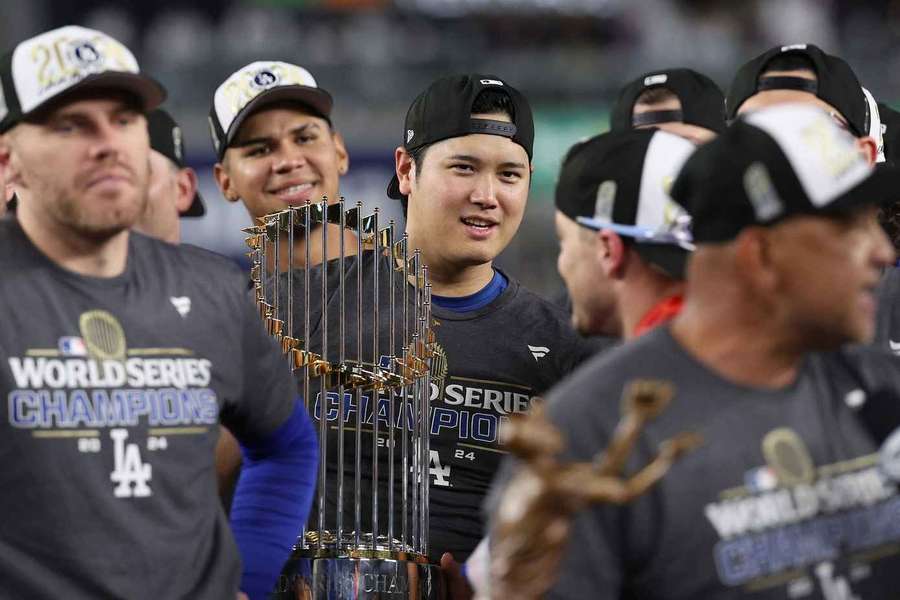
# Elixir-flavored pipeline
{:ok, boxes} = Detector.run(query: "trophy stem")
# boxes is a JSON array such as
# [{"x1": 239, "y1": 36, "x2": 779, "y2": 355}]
[
  {"x1": 370, "y1": 208, "x2": 380, "y2": 550},
  {"x1": 336, "y1": 200, "x2": 347, "y2": 547},
  {"x1": 317, "y1": 199, "x2": 329, "y2": 543},
  {"x1": 353, "y1": 201, "x2": 364, "y2": 550}
]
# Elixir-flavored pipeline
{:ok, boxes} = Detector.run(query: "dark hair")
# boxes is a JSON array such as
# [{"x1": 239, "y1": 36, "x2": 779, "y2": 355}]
[
  {"x1": 880, "y1": 202, "x2": 900, "y2": 253},
  {"x1": 760, "y1": 53, "x2": 817, "y2": 77},
  {"x1": 400, "y1": 88, "x2": 516, "y2": 217},
  {"x1": 634, "y1": 86, "x2": 678, "y2": 106}
]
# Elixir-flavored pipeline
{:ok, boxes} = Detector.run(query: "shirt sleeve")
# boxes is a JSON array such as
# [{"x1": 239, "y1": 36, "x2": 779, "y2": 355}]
[{"x1": 219, "y1": 283, "x2": 296, "y2": 443}]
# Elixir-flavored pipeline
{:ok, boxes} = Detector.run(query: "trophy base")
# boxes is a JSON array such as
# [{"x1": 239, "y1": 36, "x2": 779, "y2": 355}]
[{"x1": 271, "y1": 551, "x2": 447, "y2": 599}]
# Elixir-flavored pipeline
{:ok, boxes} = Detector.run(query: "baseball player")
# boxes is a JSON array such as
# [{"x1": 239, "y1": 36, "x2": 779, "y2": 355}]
[
  {"x1": 131, "y1": 108, "x2": 204, "y2": 244},
  {"x1": 210, "y1": 61, "x2": 355, "y2": 270},
  {"x1": 496, "y1": 104, "x2": 900, "y2": 599},
  {"x1": 609, "y1": 67, "x2": 726, "y2": 144},
  {"x1": 553, "y1": 67, "x2": 723, "y2": 328},
  {"x1": 727, "y1": 43, "x2": 880, "y2": 163},
  {"x1": 555, "y1": 128, "x2": 696, "y2": 339},
  {"x1": 0, "y1": 26, "x2": 317, "y2": 599},
  {"x1": 389, "y1": 73, "x2": 595, "y2": 564}
]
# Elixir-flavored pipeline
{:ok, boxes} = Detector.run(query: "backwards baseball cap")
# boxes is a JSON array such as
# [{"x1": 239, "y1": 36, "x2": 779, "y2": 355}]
[
  {"x1": 726, "y1": 43, "x2": 867, "y2": 137},
  {"x1": 555, "y1": 128, "x2": 696, "y2": 279},
  {"x1": 386, "y1": 73, "x2": 534, "y2": 199},
  {"x1": 671, "y1": 103, "x2": 900, "y2": 244},
  {"x1": 610, "y1": 68, "x2": 726, "y2": 134},
  {"x1": 147, "y1": 109, "x2": 205, "y2": 217},
  {"x1": 0, "y1": 25, "x2": 165, "y2": 133},
  {"x1": 877, "y1": 101, "x2": 900, "y2": 166},
  {"x1": 209, "y1": 61, "x2": 333, "y2": 160}
]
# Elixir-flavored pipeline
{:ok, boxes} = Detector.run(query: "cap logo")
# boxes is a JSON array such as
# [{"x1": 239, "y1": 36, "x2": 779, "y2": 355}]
[
  {"x1": 743, "y1": 162, "x2": 783, "y2": 221},
  {"x1": 643, "y1": 74, "x2": 668, "y2": 86},
  {"x1": 406, "y1": 129, "x2": 415, "y2": 143},
  {"x1": 780, "y1": 43, "x2": 807, "y2": 52},
  {"x1": 593, "y1": 180, "x2": 617, "y2": 222},
  {"x1": 251, "y1": 69, "x2": 279, "y2": 90},
  {"x1": 480, "y1": 79, "x2": 504, "y2": 86},
  {"x1": 172, "y1": 126, "x2": 183, "y2": 161}
]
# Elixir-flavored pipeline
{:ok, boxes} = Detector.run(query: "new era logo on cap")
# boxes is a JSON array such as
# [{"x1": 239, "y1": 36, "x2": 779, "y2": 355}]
[
  {"x1": 209, "y1": 60, "x2": 333, "y2": 159},
  {"x1": 643, "y1": 74, "x2": 668, "y2": 86},
  {"x1": 0, "y1": 25, "x2": 165, "y2": 132}
]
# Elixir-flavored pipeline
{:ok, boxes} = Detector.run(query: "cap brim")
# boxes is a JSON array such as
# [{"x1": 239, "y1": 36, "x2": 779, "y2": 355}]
[
  {"x1": 224, "y1": 86, "x2": 333, "y2": 151},
  {"x1": 182, "y1": 191, "x2": 205, "y2": 217},
  {"x1": 633, "y1": 243, "x2": 689, "y2": 280},
  {"x1": 27, "y1": 71, "x2": 166, "y2": 117},
  {"x1": 822, "y1": 161, "x2": 900, "y2": 215},
  {"x1": 576, "y1": 216, "x2": 695, "y2": 249},
  {"x1": 387, "y1": 174, "x2": 403, "y2": 199}
]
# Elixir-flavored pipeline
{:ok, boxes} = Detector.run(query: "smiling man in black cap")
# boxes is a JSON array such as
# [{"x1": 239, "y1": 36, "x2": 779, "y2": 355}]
[
  {"x1": 493, "y1": 103, "x2": 900, "y2": 599},
  {"x1": 389, "y1": 74, "x2": 593, "y2": 566},
  {"x1": 131, "y1": 108, "x2": 204, "y2": 244}
]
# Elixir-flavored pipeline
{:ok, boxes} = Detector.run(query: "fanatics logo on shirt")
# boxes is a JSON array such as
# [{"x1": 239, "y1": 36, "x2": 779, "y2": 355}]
[
  {"x1": 170, "y1": 296, "x2": 191, "y2": 317},
  {"x1": 527, "y1": 345, "x2": 549, "y2": 361}
]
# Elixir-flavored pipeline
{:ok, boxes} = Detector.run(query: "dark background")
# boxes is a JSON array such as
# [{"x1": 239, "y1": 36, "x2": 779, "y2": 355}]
[{"x1": 6, "y1": 0, "x2": 898, "y2": 298}]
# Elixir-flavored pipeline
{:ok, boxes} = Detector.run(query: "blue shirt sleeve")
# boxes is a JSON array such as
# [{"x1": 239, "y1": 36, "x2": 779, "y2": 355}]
[{"x1": 230, "y1": 400, "x2": 318, "y2": 599}]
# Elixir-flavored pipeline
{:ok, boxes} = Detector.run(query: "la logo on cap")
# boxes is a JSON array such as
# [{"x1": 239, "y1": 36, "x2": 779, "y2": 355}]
[
  {"x1": 406, "y1": 129, "x2": 415, "y2": 143},
  {"x1": 480, "y1": 79, "x2": 504, "y2": 86}
]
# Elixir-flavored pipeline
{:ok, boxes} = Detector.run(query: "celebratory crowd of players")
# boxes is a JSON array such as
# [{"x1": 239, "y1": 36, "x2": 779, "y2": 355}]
[{"x1": 1, "y1": 23, "x2": 900, "y2": 600}]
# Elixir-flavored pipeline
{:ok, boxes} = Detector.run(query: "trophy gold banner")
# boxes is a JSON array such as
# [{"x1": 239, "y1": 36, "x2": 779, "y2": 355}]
[{"x1": 243, "y1": 199, "x2": 443, "y2": 599}]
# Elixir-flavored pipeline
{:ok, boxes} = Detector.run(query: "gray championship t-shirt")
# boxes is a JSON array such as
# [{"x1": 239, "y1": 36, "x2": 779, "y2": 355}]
[
  {"x1": 527, "y1": 326, "x2": 900, "y2": 599},
  {"x1": 278, "y1": 251, "x2": 593, "y2": 561},
  {"x1": 0, "y1": 220, "x2": 295, "y2": 599}
]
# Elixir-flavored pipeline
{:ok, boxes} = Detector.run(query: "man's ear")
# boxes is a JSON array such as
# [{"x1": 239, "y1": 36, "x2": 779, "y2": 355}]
[
  {"x1": 395, "y1": 146, "x2": 415, "y2": 196},
  {"x1": 213, "y1": 161, "x2": 239, "y2": 203},
  {"x1": 332, "y1": 130, "x2": 349, "y2": 176},
  {"x1": 597, "y1": 229, "x2": 628, "y2": 279},
  {"x1": 734, "y1": 227, "x2": 778, "y2": 291},
  {"x1": 174, "y1": 167, "x2": 199, "y2": 214},
  {"x1": 856, "y1": 135, "x2": 878, "y2": 166}
]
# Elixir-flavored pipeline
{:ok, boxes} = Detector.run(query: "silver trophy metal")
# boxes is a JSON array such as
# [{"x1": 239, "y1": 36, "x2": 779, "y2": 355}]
[{"x1": 244, "y1": 199, "x2": 444, "y2": 599}]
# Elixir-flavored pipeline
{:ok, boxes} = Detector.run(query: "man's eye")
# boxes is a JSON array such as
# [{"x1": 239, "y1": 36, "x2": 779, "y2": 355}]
[
  {"x1": 246, "y1": 146, "x2": 270, "y2": 157},
  {"x1": 451, "y1": 164, "x2": 474, "y2": 172},
  {"x1": 500, "y1": 171, "x2": 522, "y2": 180}
]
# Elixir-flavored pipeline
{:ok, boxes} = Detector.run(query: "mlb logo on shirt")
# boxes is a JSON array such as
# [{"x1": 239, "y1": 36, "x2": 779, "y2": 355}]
[
  {"x1": 58, "y1": 336, "x2": 87, "y2": 356},
  {"x1": 744, "y1": 465, "x2": 778, "y2": 493}
]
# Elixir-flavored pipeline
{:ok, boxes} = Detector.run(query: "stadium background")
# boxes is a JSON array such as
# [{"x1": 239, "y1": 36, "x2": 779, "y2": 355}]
[{"x1": 3, "y1": 0, "x2": 897, "y2": 299}]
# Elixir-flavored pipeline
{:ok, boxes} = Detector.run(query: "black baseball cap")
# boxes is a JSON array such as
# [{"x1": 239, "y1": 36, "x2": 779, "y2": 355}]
[
  {"x1": 877, "y1": 101, "x2": 900, "y2": 166},
  {"x1": 610, "y1": 68, "x2": 726, "y2": 134},
  {"x1": 671, "y1": 104, "x2": 900, "y2": 244},
  {"x1": 209, "y1": 61, "x2": 333, "y2": 160},
  {"x1": 147, "y1": 109, "x2": 205, "y2": 217},
  {"x1": 727, "y1": 43, "x2": 867, "y2": 137},
  {"x1": 555, "y1": 128, "x2": 696, "y2": 279},
  {"x1": 386, "y1": 74, "x2": 534, "y2": 199},
  {"x1": 0, "y1": 25, "x2": 165, "y2": 134}
]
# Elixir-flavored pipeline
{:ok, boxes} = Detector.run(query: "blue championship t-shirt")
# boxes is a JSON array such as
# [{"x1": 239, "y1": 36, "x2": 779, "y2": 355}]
[{"x1": 0, "y1": 220, "x2": 295, "y2": 599}]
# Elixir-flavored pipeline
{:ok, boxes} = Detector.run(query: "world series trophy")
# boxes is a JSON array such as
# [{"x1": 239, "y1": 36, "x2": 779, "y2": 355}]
[
  {"x1": 242, "y1": 198, "x2": 444, "y2": 599},
  {"x1": 489, "y1": 380, "x2": 703, "y2": 600}
]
